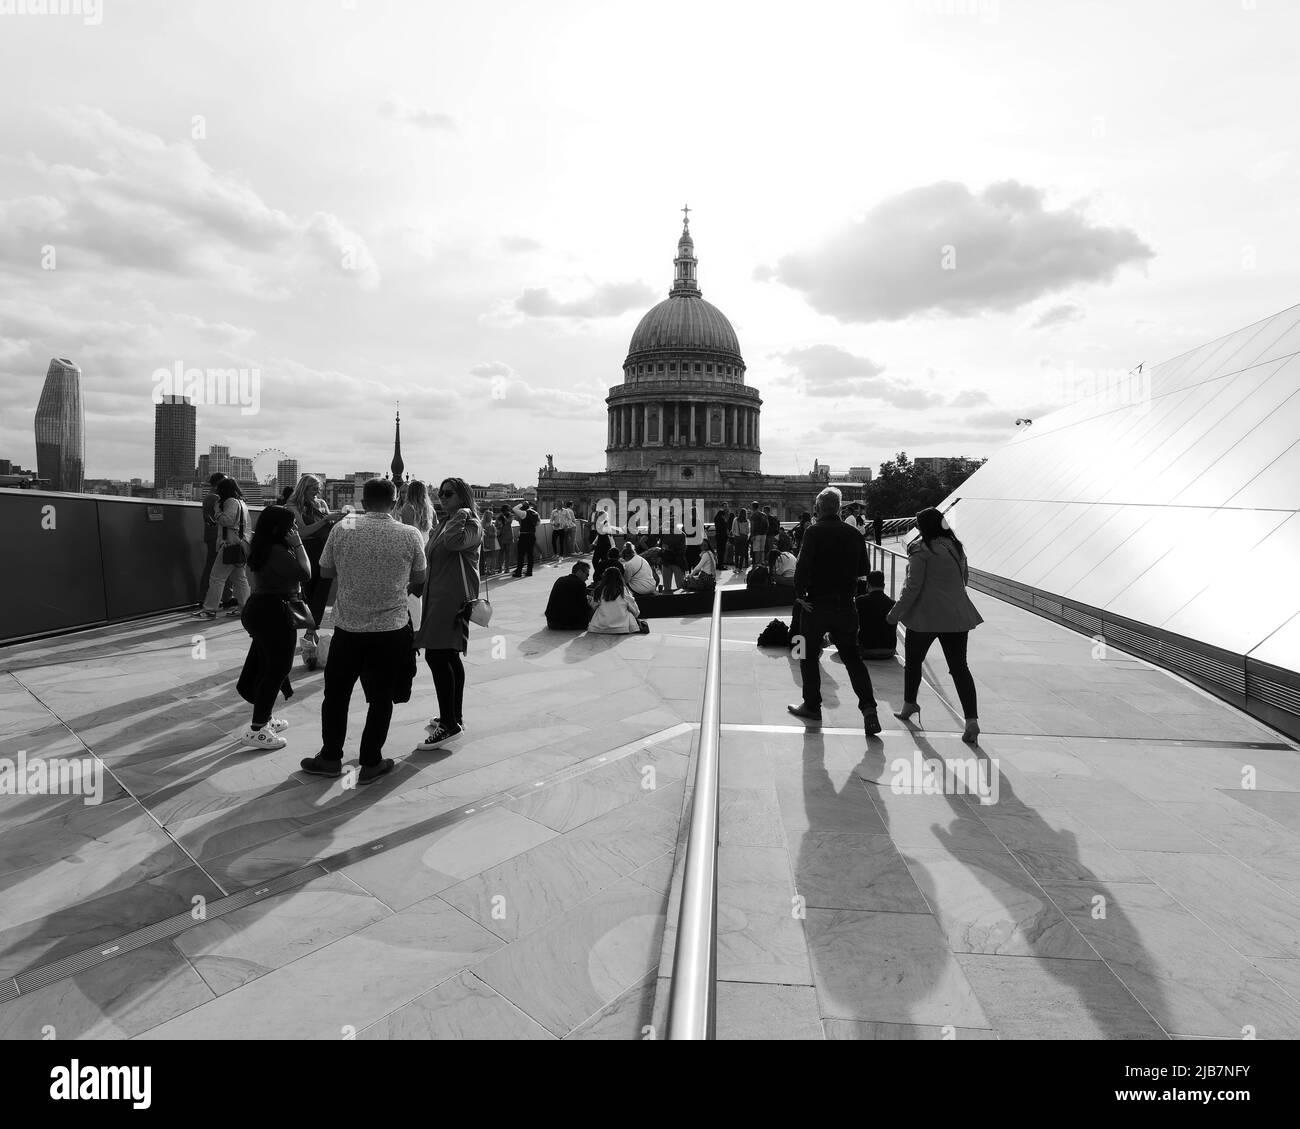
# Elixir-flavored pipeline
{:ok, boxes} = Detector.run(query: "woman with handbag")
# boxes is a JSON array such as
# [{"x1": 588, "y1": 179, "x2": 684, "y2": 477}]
[
  {"x1": 234, "y1": 506, "x2": 312, "y2": 749},
  {"x1": 194, "y1": 478, "x2": 252, "y2": 618},
  {"x1": 414, "y1": 477, "x2": 484, "y2": 750},
  {"x1": 887, "y1": 507, "x2": 984, "y2": 743}
]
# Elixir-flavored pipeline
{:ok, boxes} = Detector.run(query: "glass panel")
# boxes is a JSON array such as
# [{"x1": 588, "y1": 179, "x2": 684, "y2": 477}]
[
  {"x1": 1064, "y1": 507, "x2": 1160, "y2": 608},
  {"x1": 1019, "y1": 502, "x2": 1118, "y2": 591},
  {"x1": 1229, "y1": 304, "x2": 1300, "y2": 371},
  {"x1": 1249, "y1": 606, "x2": 1300, "y2": 669}
]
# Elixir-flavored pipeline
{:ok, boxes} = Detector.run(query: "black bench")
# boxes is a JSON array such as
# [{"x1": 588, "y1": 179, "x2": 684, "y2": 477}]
[{"x1": 633, "y1": 584, "x2": 796, "y2": 619}]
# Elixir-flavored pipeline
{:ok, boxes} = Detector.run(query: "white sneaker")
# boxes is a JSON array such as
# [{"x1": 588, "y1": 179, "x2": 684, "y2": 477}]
[
  {"x1": 267, "y1": 717, "x2": 290, "y2": 733},
  {"x1": 238, "y1": 725, "x2": 287, "y2": 751}
]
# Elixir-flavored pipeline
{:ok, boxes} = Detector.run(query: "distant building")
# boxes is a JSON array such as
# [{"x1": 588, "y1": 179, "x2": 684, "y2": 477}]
[
  {"x1": 35, "y1": 358, "x2": 85, "y2": 492},
  {"x1": 277, "y1": 459, "x2": 299, "y2": 492},
  {"x1": 154, "y1": 395, "x2": 196, "y2": 495},
  {"x1": 849, "y1": 465, "x2": 873, "y2": 483},
  {"x1": 536, "y1": 216, "x2": 832, "y2": 528},
  {"x1": 914, "y1": 456, "x2": 977, "y2": 478},
  {"x1": 208, "y1": 445, "x2": 232, "y2": 478}
]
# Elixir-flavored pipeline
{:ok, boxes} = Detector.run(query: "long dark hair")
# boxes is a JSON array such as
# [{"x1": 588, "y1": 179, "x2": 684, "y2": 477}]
[
  {"x1": 248, "y1": 505, "x2": 295, "y2": 572},
  {"x1": 914, "y1": 506, "x2": 964, "y2": 557},
  {"x1": 439, "y1": 477, "x2": 477, "y2": 520},
  {"x1": 598, "y1": 565, "x2": 626, "y2": 603},
  {"x1": 216, "y1": 478, "x2": 243, "y2": 503}
]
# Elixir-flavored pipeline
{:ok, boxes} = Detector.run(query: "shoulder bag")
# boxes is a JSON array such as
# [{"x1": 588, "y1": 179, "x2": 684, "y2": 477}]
[
  {"x1": 459, "y1": 552, "x2": 492, "y2": 627},
  {"x1": 221, "y1": 503, "x2": 248, "y2": 565}
]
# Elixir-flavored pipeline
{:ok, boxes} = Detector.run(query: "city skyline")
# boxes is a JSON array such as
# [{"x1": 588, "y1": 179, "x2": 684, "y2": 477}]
[{"x1": 2, "y1": 2, "x2": 1298, "y2": 487}]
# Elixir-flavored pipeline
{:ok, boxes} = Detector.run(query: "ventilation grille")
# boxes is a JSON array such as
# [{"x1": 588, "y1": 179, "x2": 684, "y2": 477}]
[{"x1": 1248, "y1": 670, "x2": 1300, "y2": 714}]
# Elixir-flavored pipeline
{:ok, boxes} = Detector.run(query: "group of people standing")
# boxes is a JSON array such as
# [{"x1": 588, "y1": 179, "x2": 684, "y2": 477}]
[{"x1": 195, "y1": 472, "x2": 494, "y2": 777}]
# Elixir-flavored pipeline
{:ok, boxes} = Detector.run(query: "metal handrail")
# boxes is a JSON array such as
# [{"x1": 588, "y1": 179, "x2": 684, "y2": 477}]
[{"x1": 666, "y1": 582, "x2": 724, "y2": 1039}]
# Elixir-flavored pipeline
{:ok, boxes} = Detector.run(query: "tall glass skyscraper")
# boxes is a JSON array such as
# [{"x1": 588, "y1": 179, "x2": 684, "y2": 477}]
[
  {"x1": 154, "y1": 395, "x2": 197, "y2": 495},
  {"x1": 34, "y1": 358, "x2": 85, "y2": 493}
]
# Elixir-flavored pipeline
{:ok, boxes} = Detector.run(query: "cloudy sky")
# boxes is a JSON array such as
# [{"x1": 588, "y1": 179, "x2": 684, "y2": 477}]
[{"x1": 1, "y1": 0, "x2": 1297, "y2": 486}]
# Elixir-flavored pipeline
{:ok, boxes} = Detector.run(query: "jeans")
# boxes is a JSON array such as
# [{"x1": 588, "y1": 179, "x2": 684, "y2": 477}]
[
  {"x1": 795, "y1": 599, "x2": 878, "y2": 713},
  {"x1": 301, "y1": 537, "x2": 329, "y2": 633},
  {"x1": 319, "y1": 625, "x2": 410, "y2": 766},
  {"x1": 514, "y1": 534, "x2": 536, "y2": 575},
  {"x1": 203, "y1": 556, "x2": 249, "y2": 612},
  {"x1": 661, "y1": 563, "x2": 685, "y2": 592},
  {"x1": 236, "y1": 594, "x2": 296, "y2": 726},
  {"x1": 552, "y1": 528, "x2": 569, "y2": 557},
  {"x1": 730, "y1": 535, "x2": 749, "y2": 569},
  {"x1": 903, "y1": 629, "x2": 978, "y2": 718},
  {"x1": 426, "y1": 648, "x2": 466, "y2": 726}
]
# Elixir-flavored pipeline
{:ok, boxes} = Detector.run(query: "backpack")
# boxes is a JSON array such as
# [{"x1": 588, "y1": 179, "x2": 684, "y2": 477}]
[
  {"x1": 746, "y1": 565, "x2": 771, "y2": 589},
  {"x1": 756, "y1": 618, "x2": 791, "y2": 648}
]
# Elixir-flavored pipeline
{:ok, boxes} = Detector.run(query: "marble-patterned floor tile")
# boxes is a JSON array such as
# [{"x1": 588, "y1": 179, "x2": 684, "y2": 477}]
[
  {"x1": 955, "y1": 953, "x2": 1166, "y2": 1038},
  {"x1": 823, "y1": 1019, "x2": 998, "y2": 1040},
  {"x1": 1255, "y1": 958, "x2": 1300, "y2": 1003},
  {"x1": 335, "y1": 806, "x2": 557, "y2": 912},
  {"x1": 628, "y1": 850, "x2": 677, "y2": 898},
  {"x1": 719, "y1": 844, "x2": 795, "y2": 912},
  {"x1": 715, "y1": 902, "x2": 815, "y2": 986},
  {"x1": 1043, "y1": 879, "x2": 1300, "y2": 1039},
  {"x1": 1155, "y1": 798, "x2": 1300, "y2": 883},
  {"x1": 902, "y1": 847, "x2": 1098, "y2": 959},
  {"x1": 0, "y1": 940, "x2": 214, "y2": 1040},
  {"x1": 804, "y1": 908, "x2": 989, "y2": 1027},
  {"x1": 565, "y1": 971, "x2": 659, "y2": 1040},
  {"x1": 140, "y1": 898, "x2": 503, "y2": 1039},
  {"x1": 718, "y1": 786, "x2": 786, "y2": 847},
  {"x1": 472, "y1": 876, "x2": 666, "y2": 1037},
  {"x1": 438, "y1": 801, "x2": 672, "y2": 940},
  {"x1": 171, "y1": 873, "x2": 392, "y2": 995},
  {"x1": 1008, "y1": 841, "x2": 1153, "y2": 884},
  {"x1": 716, "y1": 981, "x2": 823, "y2": 1040},
  {"x1": 1125, "y1": 851, "x2": 1300, "y2": 958},
  {"x1": 869, "y1": 798, "x2": 1005, "y2": 853},
  {"x1": 774, "y1": 766, "x2": 887, "y2": 834},
  {"x1": 360, "y1": 969, "x2": 554, "y2": 1039},
  {"x1": 789, "y1": 832, "x2": 929, "y2": 913},
  {"x1": 1225, "y1": 789, "x2": 1300, "y2": 836},
  {"x1": 1067, "y1": 801, "x2": 1221, "y2": 852}
]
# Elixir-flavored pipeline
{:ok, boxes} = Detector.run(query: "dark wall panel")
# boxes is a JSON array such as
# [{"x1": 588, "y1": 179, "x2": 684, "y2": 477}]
[
  {"x1": 0, "y1": 493, "x2": 107, "y2": 641},
  {"x1": 96, "y1": 497, "x2": 208, "y2": 621}
]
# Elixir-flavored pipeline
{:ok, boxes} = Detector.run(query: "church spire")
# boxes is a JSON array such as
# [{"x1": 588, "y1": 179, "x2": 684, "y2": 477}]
[
  {"x1": 390, "y1": 403, "x2": 405, "y2": 483},
  {"x1": 671, "y1": 205, "x2": 701, "y2": 297}
]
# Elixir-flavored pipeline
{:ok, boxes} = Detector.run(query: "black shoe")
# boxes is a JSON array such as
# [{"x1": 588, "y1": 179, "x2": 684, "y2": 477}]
[
  {"x1": 787, "y1": 702, "x2": 822, "y2": 722},
  {"x1": 300, "y1": 756, "x2": 342, "y2": 778},
  {"x1": 512, "y1": 572, "x2": 522, "y2": 578},
  {"x1": 864, "y1": 711, "x2": 882, "y2": 736},
  {"x1": 357, "y1": 758, "x2": 395, "y2": 785}
]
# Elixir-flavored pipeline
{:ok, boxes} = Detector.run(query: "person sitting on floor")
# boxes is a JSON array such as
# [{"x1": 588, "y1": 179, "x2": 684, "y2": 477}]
[
  {"x1": 770, "y1": 546, "x2": 797, "y2": 589},
  {"x1": 620, "y1": 542, "x2": 659, "y2": 596},
  {"x1": 857, "y1": 569, "x2": 898, "y2": 659},
  {"x1": 587, "y1": 565, "x2": 649, "y2": 634},
  {"x1": 681, "y1": 542, "x2": 718, "y2": 591},
  {"x1": 545, "y1": 561, "x2": 593, "y2": 630}
]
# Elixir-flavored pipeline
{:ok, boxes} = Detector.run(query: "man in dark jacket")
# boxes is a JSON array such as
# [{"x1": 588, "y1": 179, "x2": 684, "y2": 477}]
[
  {"x1": 789, "y1": 487, "x2": 881, "y2": 736},
  {"x1": 713, "y1": 507, "x2": 730, "y2": 571},
  {"x1": 512, "y1": 502, "x2": 540, "y2": 577},
  {"x1": 545, "y1": 561, "x2": 593, "y2": 629}
]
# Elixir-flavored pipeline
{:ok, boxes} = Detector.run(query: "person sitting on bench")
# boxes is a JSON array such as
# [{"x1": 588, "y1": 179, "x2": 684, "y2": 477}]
[
  {"x1": 681, "y1": 542, "x2": 718, "y2": 591},
  {"x1": 770, "y1": 546, "x2": 797, "y2": 589},
  {"x1": 620, "y1": 542, "x2": 659, "y2": 596},
  {"x1": 545, "y1": 561, "x2": 593, "y2": 630},
  {"x1": 856, "y1": 569, "x2": 898, "y2": 659}
]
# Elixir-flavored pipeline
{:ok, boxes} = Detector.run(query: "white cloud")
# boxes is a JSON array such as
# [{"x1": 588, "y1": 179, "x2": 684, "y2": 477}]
[
  {"x1": 514, "y1": 280, "x2": 657, "y2": 319},
  {"x1": 763, "y1": 180, "x2": 1154, "y2": 322}
]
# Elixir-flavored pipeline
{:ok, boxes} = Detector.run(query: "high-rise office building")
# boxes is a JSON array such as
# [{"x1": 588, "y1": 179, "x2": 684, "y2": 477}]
[
  {"x1": 230, "y1": 455, "x2": 254, "y2": 483},
  {"x1": 277, "y1": 459, "x2": 299, "y2": 492},
  {"x1": 153, "y1": 395, "x2": 196, "y2": 495},
  {"x1": 35, "y1": 357, "x2": 85, "y2": 492},
  {"x1": 208, "y1": 446, "x2": 232, "y2": 477}
]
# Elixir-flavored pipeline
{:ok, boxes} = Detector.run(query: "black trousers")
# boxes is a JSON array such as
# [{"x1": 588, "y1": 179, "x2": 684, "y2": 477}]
[
  {"x1": 301, "y1": 538, "x2": 329, "y2": 631},
  {"x1": 319, "y1": 625, "x2": 409, "y2": 765},
  {"x1": 514, "y1": 534, "x2": 536, "y2": 575},
  {"x1": 795, "y1": 599, "x2": 878, "y2": 712},
  {"x1": 425, "y1": 648, "x2": 466, "y2": 726},
  {"x1": 237, "y1": 594, "x2": 296, "y2": 726},
  {"x1": 903, "y1": 629, "x2": 978, "y2": 718}
]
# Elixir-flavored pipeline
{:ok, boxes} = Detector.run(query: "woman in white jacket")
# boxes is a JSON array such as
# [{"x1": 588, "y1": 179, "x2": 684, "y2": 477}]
[{"x1": 587, "y1": 565, "x2": 648, "y2": 634}]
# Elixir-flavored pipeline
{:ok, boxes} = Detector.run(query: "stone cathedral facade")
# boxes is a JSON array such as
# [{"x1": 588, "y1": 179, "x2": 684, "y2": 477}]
[{"x1": 536, "y1": 214, "x2": 829, "y2": 527}]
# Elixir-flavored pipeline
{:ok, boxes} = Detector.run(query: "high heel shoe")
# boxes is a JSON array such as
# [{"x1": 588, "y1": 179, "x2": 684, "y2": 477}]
[
  {"x1": 962, "y1": 719, "x2": 980, "y2": 744},
  {"x1": 893, "y1": 702, "x2": 921, "y2": 723}
]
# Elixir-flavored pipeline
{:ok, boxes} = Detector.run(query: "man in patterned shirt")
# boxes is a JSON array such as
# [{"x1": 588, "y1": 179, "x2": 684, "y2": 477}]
[{"x1": 299, "y1": 478, "x2": 427, "y2": 784}]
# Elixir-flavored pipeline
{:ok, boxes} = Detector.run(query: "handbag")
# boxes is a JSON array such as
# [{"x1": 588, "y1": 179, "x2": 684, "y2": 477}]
[
  {"x1": 220, "y1": 503, "x2": 248, "y2": 565},
  {"x1": 458, "y1": 553, "x2": 492, "y2": 627},
  {"x1": 285, "y1": 597, "x2": 316, "y2": 631}
]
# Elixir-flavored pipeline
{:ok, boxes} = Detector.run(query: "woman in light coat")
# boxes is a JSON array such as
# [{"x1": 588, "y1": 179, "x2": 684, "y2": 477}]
[
  {"x1": 587, "y1": 566, "x2": 647, "y2": 635},
  {"x1": 414, "y1": 477, "x2": 482, "y2": 749},
  {"x1": 888, "y1": 507, "x2": 984, "y2": 743},
  {"x1": 195, "y1": 479, "x2": 251, "y2": 618}
]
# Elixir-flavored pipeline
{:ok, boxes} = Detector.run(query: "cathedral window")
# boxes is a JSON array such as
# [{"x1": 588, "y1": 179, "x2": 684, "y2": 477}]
[
  {"x1": 706, "y1": 364, "x2": 714, "y2": 374},
  {"x1": 694, "y1": 363, "x2": 702, "y2": 373}
]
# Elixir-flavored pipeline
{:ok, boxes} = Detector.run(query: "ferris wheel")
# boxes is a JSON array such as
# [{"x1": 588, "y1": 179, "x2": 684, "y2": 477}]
[{"x1": 252, "y1": 447, "x2": 290, "y2": 486}]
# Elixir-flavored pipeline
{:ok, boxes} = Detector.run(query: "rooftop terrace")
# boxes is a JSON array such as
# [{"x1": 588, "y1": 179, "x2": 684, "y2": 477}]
[{"x1": 3, "y1": 561, "x2": 1300, "y2": 1039}]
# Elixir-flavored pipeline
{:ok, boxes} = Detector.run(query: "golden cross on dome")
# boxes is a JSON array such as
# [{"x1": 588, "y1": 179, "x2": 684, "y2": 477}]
[{"x1": 681, "y1": 203, "x2": 691, "y2": 227}]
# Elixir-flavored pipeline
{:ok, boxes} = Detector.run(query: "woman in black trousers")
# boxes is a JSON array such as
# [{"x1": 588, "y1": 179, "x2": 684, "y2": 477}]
[
  {"x1": 236, "y1": 506, "x2": 312, "y2": 750},
  {"x1": 887, "y1": 507, "x2": 985, "y2": 743}
]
